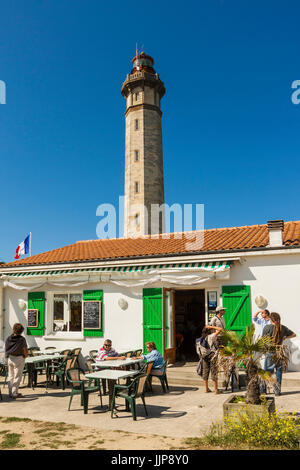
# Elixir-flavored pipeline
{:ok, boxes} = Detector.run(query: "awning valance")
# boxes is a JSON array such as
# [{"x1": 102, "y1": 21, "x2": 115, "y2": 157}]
[
  {"x1": 1, "y1": 261, "x2": 232, "y2": 290},
  {"x1": 3, "y1": 260, "x2": 231, "y2": 278}
]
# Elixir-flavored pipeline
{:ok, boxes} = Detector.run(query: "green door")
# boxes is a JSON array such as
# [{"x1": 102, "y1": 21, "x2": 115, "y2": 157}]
[
  {"x1": 143, "y1": 288, "x2": 164, "y2": 355},
  {"x1": 222, "y1": 285, "x2": 251, "y2": 337}
]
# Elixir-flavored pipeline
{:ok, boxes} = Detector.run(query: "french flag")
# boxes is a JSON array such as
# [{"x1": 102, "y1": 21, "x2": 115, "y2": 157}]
[{"x1": 14, "y1": 234, "x2": 31, "y2": 259}]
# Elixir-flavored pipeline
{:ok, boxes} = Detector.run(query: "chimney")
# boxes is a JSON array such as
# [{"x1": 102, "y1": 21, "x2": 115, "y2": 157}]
[{"x1": 267, "y1": 220, "x2": 284, "y2": 247}]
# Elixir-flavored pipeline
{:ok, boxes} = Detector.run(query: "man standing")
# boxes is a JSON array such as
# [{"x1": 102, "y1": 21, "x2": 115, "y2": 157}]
[
  {"x1": 253, "y1": 309, "x2": 271, "y2": 337},
  {"x1": 5, "y1": 323, "x2": 28, "y2": 399},
  {"x1": 209, "y1": 306, "x2": 226, "y2": 330}
]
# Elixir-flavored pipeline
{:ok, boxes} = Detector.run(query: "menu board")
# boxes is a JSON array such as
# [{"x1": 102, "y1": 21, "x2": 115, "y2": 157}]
[
  {"x1": 27, "y1": 309, "x2": 39, "y2": 328},
  {"x1": 83, "y1": 301, "x2": 101, "y2": 330}
]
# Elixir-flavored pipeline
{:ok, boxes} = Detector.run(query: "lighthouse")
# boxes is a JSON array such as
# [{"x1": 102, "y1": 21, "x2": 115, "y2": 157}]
[{"x1": 121, "y1": 52, "x2": 165, "y2": 237}]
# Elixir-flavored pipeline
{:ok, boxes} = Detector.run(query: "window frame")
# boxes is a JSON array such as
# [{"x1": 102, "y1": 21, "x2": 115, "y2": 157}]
[{"x1": 49, "y1": 291, "x2": 83, "y2": 334}]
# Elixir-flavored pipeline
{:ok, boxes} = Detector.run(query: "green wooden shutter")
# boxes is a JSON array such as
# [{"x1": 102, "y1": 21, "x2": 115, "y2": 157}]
[
  {"x1": 83, "y1": 290, "x2": 103, "y2": 337},
  {"x1": 222, "y1": 285, "x2": 251, "y2": 337},
  {"x1": 143, "y1": 288, "x2": 163, "y2": 355},
  {"x1": 27, "y1": 292, "x2": 45, "y2": 336}
]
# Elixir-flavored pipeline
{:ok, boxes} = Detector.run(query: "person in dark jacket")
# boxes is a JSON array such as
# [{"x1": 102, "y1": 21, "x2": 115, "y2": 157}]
[
  {"x1": 262, "y1": 312, "x2": 296, "y2": 396},
  {"x1": 5, "y1": 323, "x2": 28, "y2": 399}
]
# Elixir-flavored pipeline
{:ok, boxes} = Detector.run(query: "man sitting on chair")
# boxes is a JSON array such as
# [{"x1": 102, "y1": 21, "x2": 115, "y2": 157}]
[{"x1": 95, "y1": 339, "x2": 125, "y2": 362}]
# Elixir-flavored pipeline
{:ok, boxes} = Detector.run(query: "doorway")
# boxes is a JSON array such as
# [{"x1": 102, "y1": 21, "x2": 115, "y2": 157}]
[{"x1": 174, "y1": 289, "x2": 205, "y2": 362}]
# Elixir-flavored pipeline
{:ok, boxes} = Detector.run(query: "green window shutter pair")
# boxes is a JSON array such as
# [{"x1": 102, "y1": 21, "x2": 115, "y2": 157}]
[
  {"x1": 222, "y1": 285, "x2": 251, "y2": 337},
  {"x1": 27, "y1": 292, "x2": 45, "y2": 336},
  {"x1": 27, "y1": 290, "x2": 103, "y2": 337},
  {"x1": 83, "y1": 290, "x2": 103, "y2": 338}
]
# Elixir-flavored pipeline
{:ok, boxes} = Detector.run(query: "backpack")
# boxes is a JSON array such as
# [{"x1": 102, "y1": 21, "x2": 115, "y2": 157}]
[{"x1": 195, "y1": 337, "x2": 215, "y2": 359}]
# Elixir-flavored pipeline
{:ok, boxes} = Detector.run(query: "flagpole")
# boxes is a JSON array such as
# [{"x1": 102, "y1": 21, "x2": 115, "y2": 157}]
[{"x1": 29, "y1": 232, "x2": 32, "y2": 257}]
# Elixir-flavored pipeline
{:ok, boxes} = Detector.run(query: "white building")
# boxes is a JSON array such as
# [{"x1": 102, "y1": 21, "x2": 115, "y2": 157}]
[{"x1": 1, "y1": 219, "x2": 299, "y2": 370}]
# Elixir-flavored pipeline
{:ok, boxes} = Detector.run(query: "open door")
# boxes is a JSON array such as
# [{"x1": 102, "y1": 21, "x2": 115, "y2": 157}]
[{"x1": 143, "y1": 288, "x2": 175, "y2": 362}]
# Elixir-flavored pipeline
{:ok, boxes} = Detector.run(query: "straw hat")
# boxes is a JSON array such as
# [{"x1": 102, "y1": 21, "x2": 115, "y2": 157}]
[{"x1": 255, "y1": 295, "x2": 267, "y2": 308}]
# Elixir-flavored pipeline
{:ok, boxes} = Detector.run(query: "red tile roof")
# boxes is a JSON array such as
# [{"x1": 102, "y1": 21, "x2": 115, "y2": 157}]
[{"x1": 2, "y1": 221, "x2": 300, "y2": 269}]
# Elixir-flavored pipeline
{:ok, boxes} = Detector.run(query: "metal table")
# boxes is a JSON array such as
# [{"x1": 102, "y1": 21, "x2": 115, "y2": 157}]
[{"x1": 85, "y1": 369, "x2": 140, "y2": 411}]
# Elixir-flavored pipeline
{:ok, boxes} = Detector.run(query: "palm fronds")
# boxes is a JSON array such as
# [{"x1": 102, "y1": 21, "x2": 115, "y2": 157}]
[{"x1": 217, "y1": 325, "x2": 290, "y2": 404}]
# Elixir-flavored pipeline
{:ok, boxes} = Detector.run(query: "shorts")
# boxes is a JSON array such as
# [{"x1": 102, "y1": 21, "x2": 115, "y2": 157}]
[{"x1": 202, "y1": 356, "x2": 217, "y2": 381}]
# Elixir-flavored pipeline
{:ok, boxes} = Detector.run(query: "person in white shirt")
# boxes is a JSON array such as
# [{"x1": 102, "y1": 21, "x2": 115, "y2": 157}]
[{"x1": 253, "y1": 309, "x2": 271, "y2": 337}]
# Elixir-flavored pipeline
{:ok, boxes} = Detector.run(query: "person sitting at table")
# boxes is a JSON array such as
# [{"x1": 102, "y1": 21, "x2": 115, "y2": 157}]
[
  {"x1": 131, "y1": 341, "x2": 165, "y2": 377},
  {"x1": 95, "y1": 339, "x2": 126, "y2": 362}
]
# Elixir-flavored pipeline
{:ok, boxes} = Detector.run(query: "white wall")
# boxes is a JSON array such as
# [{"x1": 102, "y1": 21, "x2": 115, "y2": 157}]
[
  {"x1": 3, "y1": 283, "x2": 144, "y2": 358},
  {"x1": 222, "y1": 253, "x2": 300, "y2": 371}
]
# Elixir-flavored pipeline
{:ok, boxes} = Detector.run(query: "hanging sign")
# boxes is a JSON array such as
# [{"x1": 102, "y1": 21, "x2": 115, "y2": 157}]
[
  {"x1": 27, "y1": 309, "x2": 39, "y2": 328},
  {"x1": 83, "y1": 301, "x2": 101, "y2": 330}
]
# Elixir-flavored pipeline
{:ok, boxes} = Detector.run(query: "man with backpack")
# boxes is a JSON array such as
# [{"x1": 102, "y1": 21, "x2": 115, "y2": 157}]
[{"x1": 196, "y1": 325, "x2": 223, "y2": 394}]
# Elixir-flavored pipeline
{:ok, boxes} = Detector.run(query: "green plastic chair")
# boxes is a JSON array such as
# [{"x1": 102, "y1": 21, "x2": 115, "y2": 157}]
[
  {"x1": 70, "y1": 348, "x2": 82, "y2": 368},
  {"x1": 0, "y1": 363, "x2": 8, "y2": 387},
  {"x1": 111, "y1": 374, "x2": 149, "y2": 421},
  {"x1": 139, "y1": 361, "x2": 154, "y2": 393},
  {"x1": 124, "y1": 351, "x2": 133, "y2": 358},
  {"x1": 89, "y1": 350, "x2": 98, "y2": 360},
  {"x1": 150, "y1": 359, "x2": 169, "y2": 393},
  {"x1": 28, "y1": 347, "x2": 40, "y2": 357},
  {"x1": 66, "y1": 367, "x2": 103, "y2": 414},
  {"x1": 48, "y1": 354, "x2": 74, "y2": 390},
  {"x1": 44, "y1": 347, "x2": 57, "y2": 354}
]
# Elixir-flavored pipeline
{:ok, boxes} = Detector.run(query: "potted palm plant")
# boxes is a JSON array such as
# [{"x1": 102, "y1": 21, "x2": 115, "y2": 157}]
[{"x1": 219, "y1": 325, "x2": 289, "y2": 418}]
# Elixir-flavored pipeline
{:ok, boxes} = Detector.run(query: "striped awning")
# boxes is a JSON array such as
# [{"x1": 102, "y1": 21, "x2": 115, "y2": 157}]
[{"x1": 5, "y1": 261, "x2": 232, "y2": 278}]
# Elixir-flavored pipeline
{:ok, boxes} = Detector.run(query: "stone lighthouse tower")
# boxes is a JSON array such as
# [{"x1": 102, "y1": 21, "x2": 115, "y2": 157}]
[{"x1": 121, "y1": 52, "x2": 165, "y2": 237}]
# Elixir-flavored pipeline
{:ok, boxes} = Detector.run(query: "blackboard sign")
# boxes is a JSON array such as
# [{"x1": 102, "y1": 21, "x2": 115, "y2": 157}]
[
  {"x1": 83, "y1": 301, "x2": 101, "y2": 330},
  {"x1": 27, "y1": 309, "x2": 39, "y2": 328}
]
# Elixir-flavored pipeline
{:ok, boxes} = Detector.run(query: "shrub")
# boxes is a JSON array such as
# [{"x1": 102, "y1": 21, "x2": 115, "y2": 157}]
[{"x1": 203, "y1": 410, "x2": 300, "y2": 449}]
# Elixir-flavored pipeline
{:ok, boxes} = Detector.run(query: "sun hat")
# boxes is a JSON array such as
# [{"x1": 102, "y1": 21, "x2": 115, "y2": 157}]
[
  {"x1": 255, "y1": 295, "x2": 267, "y2": 309},
  {"x1": 216, "y1": 306, "x2": 226, "y2": 312}
]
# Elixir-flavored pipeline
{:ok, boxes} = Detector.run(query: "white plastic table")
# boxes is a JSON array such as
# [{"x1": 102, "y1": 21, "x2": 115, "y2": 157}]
[
  {"x1": 85, "y1": 369, "x2": 140, "y2": 410},
  {"x1": 25, "y1": 354, "x2": 65, "y2": 390},
  {"x1": 92, "y1": 358, "x2": 144, "y2": 369}
]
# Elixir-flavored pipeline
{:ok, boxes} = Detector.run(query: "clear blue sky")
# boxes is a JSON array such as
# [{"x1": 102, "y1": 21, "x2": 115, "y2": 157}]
[{"x1": 1, "y1": 0, "x2": 300, "y2": 262}]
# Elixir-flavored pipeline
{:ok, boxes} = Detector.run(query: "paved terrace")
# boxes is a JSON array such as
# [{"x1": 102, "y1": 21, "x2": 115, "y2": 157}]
[{"x1": 0, "y1": 373, "x2": 300, "y2": 439}]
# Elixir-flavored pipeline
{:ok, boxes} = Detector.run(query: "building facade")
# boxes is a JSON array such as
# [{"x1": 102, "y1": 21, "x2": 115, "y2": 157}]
[{"x1": 1, "y1": 220, "x2": 300, "y2": 370}]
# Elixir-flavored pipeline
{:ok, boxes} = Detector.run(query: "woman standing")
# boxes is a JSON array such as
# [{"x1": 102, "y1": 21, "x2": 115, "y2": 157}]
[
  {"x1": 262, "y1": 312, "x2": 296, "y2": 396},
  {"x1": 196, "y1": 325, "x2": 223, "y2": 394},
  {"x1": 5, "y1": 323, "x2": 28, "y2": 399}
]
